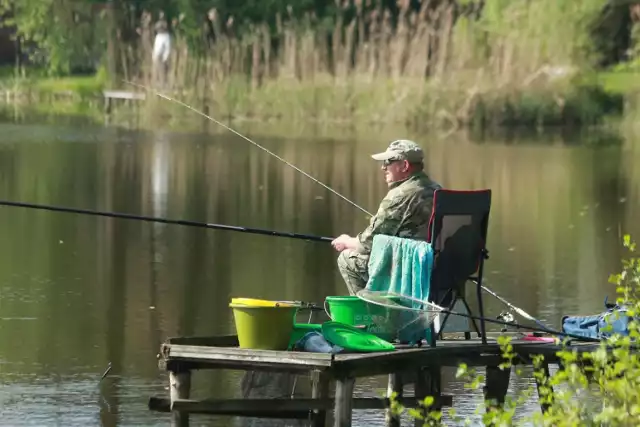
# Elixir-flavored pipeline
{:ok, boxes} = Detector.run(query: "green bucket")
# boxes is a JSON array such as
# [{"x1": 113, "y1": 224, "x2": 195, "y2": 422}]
[
  {"x1": 230, "y1": 303, "x2": 297, "y2": 350},
  {"x1": 325, "y1": 296, "x2": 398, "y2": 341}
]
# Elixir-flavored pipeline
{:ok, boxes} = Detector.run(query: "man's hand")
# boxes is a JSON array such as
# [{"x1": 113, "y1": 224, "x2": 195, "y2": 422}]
[{"x1": 331, "y1": 234, "x2": 358, "y2": 252}]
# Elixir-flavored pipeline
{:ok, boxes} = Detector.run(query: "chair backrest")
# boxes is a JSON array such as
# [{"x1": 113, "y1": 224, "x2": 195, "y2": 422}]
[{"x1": 426, "y1": 189, "x2": 492, "y2": 307}]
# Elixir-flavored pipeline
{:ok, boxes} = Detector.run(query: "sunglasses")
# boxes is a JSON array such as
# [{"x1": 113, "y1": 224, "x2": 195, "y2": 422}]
[{"x1": 382, "y1": 158, "x2": 402, "y2": 167}]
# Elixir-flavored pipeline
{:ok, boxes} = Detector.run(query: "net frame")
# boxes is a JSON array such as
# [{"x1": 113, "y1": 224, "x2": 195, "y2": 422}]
[{"x1": 356, "y1": 289, "x2": 444, "y2": 329}]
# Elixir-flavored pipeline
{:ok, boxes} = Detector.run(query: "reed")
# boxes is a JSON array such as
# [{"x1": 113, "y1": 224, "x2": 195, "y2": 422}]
[{"x1": 5, "y1": 0, "x2": 623, "y2": 129}]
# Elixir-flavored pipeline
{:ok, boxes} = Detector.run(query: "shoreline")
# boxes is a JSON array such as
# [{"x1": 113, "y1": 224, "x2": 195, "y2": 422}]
[{"x1": 0, "y1": 72, "x2": 631, "y2": 136}]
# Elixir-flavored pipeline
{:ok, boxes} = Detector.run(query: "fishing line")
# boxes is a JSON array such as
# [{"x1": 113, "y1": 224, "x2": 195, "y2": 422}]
[
  {"x1": 123, "y1": 80, "x2": 374, "y2": 217},
  {"x1": 0, "y1": 200, "x2": 557, "y2": 336}
]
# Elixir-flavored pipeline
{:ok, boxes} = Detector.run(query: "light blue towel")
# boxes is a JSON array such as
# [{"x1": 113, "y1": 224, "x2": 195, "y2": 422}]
[{"x1": 364, "y1": 234, "x2": 434, "y2": 305}]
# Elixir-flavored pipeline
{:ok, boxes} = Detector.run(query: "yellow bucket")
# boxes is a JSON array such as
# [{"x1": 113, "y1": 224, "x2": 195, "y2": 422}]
[
  {"x1": 230, "y1": 302, "x2": 297, "y2": 350},
  {"x1": 230, "y1": 297, "x2": 295, "y2": 307}
]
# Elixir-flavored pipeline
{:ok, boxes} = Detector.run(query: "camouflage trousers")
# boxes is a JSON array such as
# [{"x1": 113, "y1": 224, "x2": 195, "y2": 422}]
[{"x1": 337, "y1": 249, "x2": 369, "y2": 295}]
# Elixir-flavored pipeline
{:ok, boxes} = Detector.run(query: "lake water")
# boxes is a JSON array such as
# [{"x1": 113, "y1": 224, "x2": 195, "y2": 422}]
[{"x1": 0, "y1": 109, "x2": 638, "y2": 426}]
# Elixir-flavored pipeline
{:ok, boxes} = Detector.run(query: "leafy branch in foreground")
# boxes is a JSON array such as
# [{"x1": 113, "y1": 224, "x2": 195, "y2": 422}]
[{"x1": 390, "y1": 234, "x2": 640, "y2": 426}]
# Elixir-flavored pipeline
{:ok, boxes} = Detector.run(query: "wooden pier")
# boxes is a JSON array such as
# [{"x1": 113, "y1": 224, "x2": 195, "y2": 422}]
[
  {"x1": 147, "y1": 333, "x2": 598, "y2": 427},
  {"x1": 102, "y1": 90, "x2": 146, "y2": 113}
]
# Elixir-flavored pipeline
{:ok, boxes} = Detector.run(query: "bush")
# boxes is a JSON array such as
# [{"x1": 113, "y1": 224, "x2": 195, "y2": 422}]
[{"x1": 392, "y1": 234, "x2": 640, "y2": 426}]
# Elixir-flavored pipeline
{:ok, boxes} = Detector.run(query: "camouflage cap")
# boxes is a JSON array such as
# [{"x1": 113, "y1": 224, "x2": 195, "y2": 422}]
[{"x1": 371, "y1": 139, "x2": 424, "y2": 162}]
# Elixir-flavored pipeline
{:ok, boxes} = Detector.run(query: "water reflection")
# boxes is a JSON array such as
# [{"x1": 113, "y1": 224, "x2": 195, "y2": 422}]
[{"x1": 0, "y1": 117, "x2": 638, "y2": 426}]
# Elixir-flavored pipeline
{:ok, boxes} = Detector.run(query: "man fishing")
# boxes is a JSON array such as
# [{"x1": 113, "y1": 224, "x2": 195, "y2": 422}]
[{"x1": 331, "y1": 140, "x2": 441, "y2": 295}]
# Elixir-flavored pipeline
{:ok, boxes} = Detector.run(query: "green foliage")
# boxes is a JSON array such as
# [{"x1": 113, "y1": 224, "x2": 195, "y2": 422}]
[
  {"x1": 0, "y1": 0, "x2": 635, "y2": 130},
  {"x1": 390, "y1": 234, "x2": 640, "y2": 426},
  {"x1": 0, "y1": 0, "x2": 107, "y2": 76}
]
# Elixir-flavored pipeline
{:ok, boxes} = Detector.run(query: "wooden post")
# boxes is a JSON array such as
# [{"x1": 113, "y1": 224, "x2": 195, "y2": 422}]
[
  {"x1": 170, "y1": 369, "x2": 191, "y2": 427},
  {"x1": 334, "y1": 377, "x2": 355, "y2": 427},
  {"x1": 311, "y1": 371, "x2": 330, "y2": 427},
  {"x1": 414, "y1": 367, "x2": 442, "y2": 427},
  {"x1": 534, "y1": 362, "x2": 553, "y2": 414},
  {"x1": 385, "y1": 373, "x2": 403, "y2": 427},
  {"x1": 483, "y1": 366, "x2": 511, "y2": 413}
]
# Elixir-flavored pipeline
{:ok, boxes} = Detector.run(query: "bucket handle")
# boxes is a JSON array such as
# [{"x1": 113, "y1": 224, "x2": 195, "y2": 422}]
[
  {"x1": 323, "y1": 299, "x2": 379, "y2": 332},
  {"x1": 324, "y1": 299, "x2": 334, "y2": 321}
]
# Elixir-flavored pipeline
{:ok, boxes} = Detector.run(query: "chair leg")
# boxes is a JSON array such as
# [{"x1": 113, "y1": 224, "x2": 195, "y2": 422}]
[
  {"x1": 460, "y1": 297, "x2": 482, "y2": 336},
  {"x1": 475, "y1": 278, "x2": 488, "y2": 345},
  {"x1": 435, "y1": 289, "x2": 454, "y2": 338},
  {"x1": 437, "y1": 288, "x2": 481, "y2": 339}
]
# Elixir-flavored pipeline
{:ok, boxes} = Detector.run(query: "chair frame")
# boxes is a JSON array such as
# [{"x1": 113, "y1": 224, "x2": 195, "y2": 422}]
[{"x1": 426, "y1": 188, "x2": 492, "y2": 346}]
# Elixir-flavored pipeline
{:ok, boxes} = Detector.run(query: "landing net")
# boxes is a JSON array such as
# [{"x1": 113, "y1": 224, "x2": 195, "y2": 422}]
[{"x1": 355, "y1": 289, "x2": 444, "y2": 342}]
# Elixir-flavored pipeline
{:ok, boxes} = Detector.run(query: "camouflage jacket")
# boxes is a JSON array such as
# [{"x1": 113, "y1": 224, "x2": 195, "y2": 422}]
[{"x1": 356, "y1": 171, "x2": 441, "y2": 256}]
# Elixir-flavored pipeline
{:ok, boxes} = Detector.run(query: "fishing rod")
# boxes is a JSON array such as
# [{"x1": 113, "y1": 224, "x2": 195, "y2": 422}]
[
  {"x1": 0, "y1": 199, "x2": 549, "y2": 331},
  {"x1": 0, "y1": 199, "x2": 610, "y2": 343},
  {"x1": 0, "y1": 200, "x2": 332, "y2": 243},
  {"x1": 469, "y1": 278, "x2": 551, "y2": 330},
  {"x1": 123, "y1": 80, "x2": 374, "y2": 218},
  {"x1": 435, "y1": 304, "x2": 601, "y2": 343}
]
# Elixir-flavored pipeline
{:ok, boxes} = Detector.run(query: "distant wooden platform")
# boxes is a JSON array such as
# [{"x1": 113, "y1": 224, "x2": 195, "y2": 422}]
[
  {"x1": 148, "y1": 333, "x2": 598, "y2": 427},
  {"x1": 102, "y1": 90, "x2": 146, "y2": 113},
  {"x1": 103, "y1": 90, "x2": 146, "y2": 101}
]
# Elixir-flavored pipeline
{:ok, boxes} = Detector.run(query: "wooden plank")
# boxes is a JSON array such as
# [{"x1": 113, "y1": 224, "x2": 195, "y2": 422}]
[
  {"x1": 166, "y1": 335, "x2": 239, "y2": 347},
  {"x1": 158, "y1": 337, "x2": 600, "y2": 378},
  {"x1": 333, "y1": 344, "x2": 503, "y2": 375},
  {"x1": 163, "y1": 344, "x2": 334, "y2": 369},
  {"x1": 148, "y1": 395, "x2": 454, "y2": 415},
  {"x1": 102, "y1": 90, "x2": 146, "y2": 100}
]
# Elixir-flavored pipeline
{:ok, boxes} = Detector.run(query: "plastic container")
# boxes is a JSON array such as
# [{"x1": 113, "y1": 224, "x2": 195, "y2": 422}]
[
  {"x1": 325, "y1": 296, "x2": 398, "y2": 341},
  {"x1": 325, "y1": 296, "x2": 430, "y2": 343},
  {"x1": 230, "y1": 303, "x2": 297, "y2": 350}
]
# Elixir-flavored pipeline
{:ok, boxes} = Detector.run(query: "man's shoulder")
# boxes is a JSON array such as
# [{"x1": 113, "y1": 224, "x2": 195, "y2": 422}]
[{"x1": 391, "y1": 173, "x2": 440, "y2": 197}]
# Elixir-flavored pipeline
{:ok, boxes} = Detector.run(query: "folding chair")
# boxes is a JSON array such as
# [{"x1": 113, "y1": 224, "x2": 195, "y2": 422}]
[{"x1": 426, "y1": 189, "x2": 492, "y2": 346}]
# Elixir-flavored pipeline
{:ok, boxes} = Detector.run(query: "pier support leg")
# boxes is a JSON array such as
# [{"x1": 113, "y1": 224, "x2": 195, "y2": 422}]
[
  {"x1": 312, "y1": 371, "x2": 330, "y2": 427},
  {"x1": 334, "y1": 377, "x2": 355, "y2": 427},
  {"x1": 483, "y1": 366, "x2": 511, "y2": 413},
  {"x1": 169, "y1": 369, "x2": 191, "y2": 427},
  {"x1": 414, "y1": 367, "x2": 442, "y2": 427},
  {"x1": 385, "y1": 373, "x2": 403, "y2": 427},
  {"x1": 534, "y1": 362, "x2": 553, "y2": 414}
]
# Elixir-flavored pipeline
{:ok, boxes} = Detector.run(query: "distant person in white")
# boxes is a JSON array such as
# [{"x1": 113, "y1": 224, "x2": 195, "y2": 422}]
[{"x1": 152, "y1": 15, "x2": 171, "y2": 86}]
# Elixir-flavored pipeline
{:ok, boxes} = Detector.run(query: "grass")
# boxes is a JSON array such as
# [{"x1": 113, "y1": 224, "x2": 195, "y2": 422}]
[
  {"x1": 32, "y1": 75, "x2": 105, "y2": 96},
  {"x1": 597, "y1": 71, "x2": 640, "y2": 95}
]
